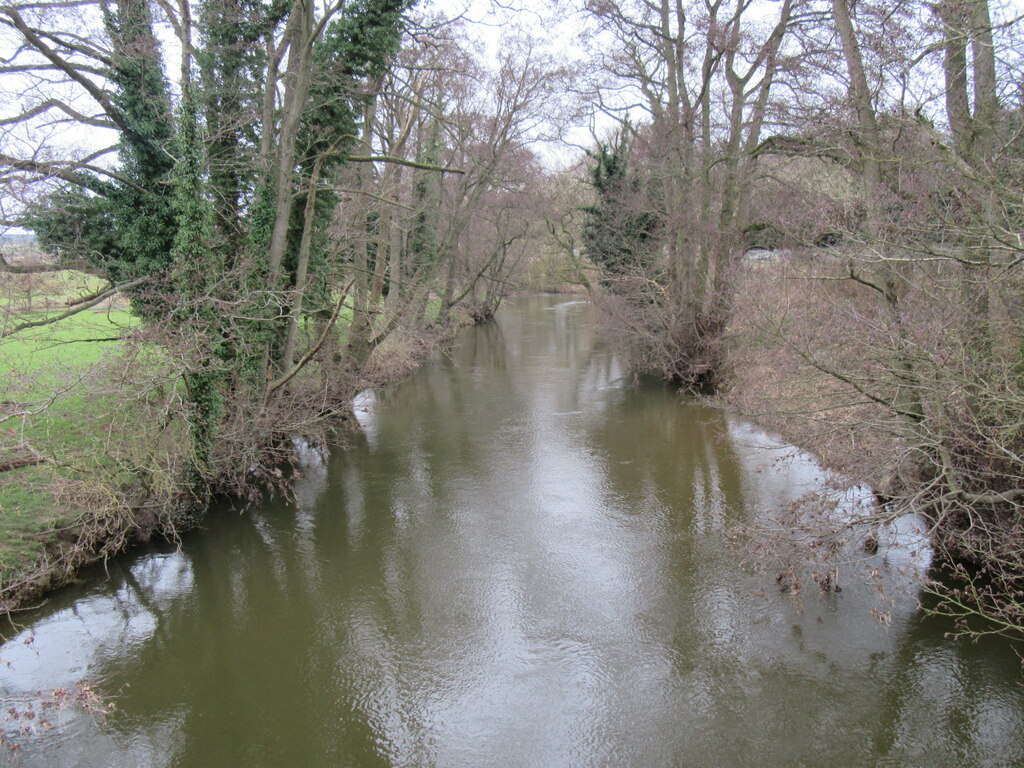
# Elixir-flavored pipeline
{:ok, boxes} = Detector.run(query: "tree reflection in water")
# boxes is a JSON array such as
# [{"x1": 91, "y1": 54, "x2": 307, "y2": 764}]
[{"x1": 1, "y1": 296, "x2": 1021, "y2": 767}]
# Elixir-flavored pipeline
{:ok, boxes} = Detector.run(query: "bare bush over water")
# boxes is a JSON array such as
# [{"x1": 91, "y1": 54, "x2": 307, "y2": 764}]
[{"x1": 719, "y1": 247, "x2": 1024, "y2": 638}]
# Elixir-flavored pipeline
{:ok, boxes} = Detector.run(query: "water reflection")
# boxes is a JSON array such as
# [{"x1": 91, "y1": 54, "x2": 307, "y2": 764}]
[{"x1": 1, "y1": 295, "x2": 1022, "y2": 767}]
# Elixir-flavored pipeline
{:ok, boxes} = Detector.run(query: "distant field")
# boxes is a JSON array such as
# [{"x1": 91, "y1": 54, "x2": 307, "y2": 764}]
[{"x1": 0, "y1": 269, "x2": 107, "y2": 308}]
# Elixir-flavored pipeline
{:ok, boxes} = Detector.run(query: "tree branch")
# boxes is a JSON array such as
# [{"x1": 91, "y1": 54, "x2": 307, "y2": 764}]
[
  {"x1": 265, "y1": 277, "x2": 355, "y2": 396},
  {"x1": 0, "y1": 455, "x2": 49, "y2": 473},
  {"x1": 316, "y1": 186, "x2": 414, "y2": 210},
  {"x1": 0, "y1": 152, "x2": 131, "y2": 194},
  {"x1": 1, "y1": 8, "x2": 131, "y2": 135},
  {"x1": 1, "y1": 276, "x2": 146, "y2": 339},
  {"x1": 347, "y1": 155, "x2": 465, "y2": 174},
  {"x1": 0, "y1": 98, "x2": 115, "y2": 129},
  {"x1": 752, "y1": 134, "x2": 853, "y2": 168}
]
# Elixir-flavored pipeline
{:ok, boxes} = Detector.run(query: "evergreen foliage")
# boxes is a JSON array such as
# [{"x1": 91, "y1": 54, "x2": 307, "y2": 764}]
[
  {"x1": 31, "y1": 0, "x2": 178, "y2": 315},
  {"x1": 25, "y1": 0, "x2": 416, "y2": 504},
  {"x1": 29, "y1": 187, "x2": 119, "y2": 266},
  {"x1": 409, "y1": 118, "x2": 443, "y2": 272},
  {"x1": 170, "y1": 87, "x2": 225, "y2": 498},
  {"x1": 101, "y1": 0, "x2": 178, "y2": 293},
  {"x1": 581, "y1": 131, "x2": 660, "y2": 281},
  {"x1": 196, "y1": 0, "x2": 272, "y2": 255},
  {"x1": 281, "y1": 0, "x2": 413, "y2": 315}
]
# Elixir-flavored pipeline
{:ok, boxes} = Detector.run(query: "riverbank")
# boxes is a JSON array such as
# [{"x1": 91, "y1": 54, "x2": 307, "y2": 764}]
[
  {"x1": 713, "y1": 250, "x2": 1024, "y2": 638},
  {"x1": 0, "y1": 272, "x2": 479, "y2": 614},
  {"x1": 4, "y1": 293, "x2": 1020, "y2": 767},
  {"x1": 718, "y1": 253, "x2": 898, "y2": 490}
]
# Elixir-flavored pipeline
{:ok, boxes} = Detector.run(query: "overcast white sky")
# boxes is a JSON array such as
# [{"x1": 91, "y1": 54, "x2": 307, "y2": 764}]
[{"x1": 3, "y1": 0, "x2": 1024, "y2": 235}]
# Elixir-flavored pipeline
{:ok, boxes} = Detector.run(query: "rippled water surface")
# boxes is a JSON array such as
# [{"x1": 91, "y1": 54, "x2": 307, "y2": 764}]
[{"x1": 2, "y1": 295, "x2": 1022, "y2": 767}]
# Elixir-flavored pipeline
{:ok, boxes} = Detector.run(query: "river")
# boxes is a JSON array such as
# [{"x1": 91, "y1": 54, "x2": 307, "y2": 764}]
[{"x1": 1, "y1": 294, "x2": 1022, "y2": 767}]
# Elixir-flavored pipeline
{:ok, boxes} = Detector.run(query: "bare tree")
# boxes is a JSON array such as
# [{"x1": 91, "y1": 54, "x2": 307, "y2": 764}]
[{"x1": 579, "y1": 0, "x2": 802, "y2": 382}]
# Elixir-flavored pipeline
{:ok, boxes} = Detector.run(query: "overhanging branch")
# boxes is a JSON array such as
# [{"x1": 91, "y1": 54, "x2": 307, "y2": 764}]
[
  {"x1": 1, "y1": 275, "x2": 146, "y2": 339},
  {"x1": 347, "y1": 155, "x2": 465, "y2": 174},
  {"x1": 265, "y1": 277, "x2": 356, "y2": 396}
]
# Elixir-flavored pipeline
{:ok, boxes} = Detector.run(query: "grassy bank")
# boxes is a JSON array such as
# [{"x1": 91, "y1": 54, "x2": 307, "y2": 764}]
[
  {"x1": 0, "y1": 272, "x2": 469, "y2": 613},
  {"x1": 1, "y1": 271, "x2": 143, "y2": 605}
]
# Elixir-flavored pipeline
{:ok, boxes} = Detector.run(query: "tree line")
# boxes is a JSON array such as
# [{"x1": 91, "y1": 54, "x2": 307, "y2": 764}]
[
  {"x1": 3, "y1": 0, "x2": 1024, "y2": 636},
  {"x1": 568, "y1": 0, "x2": 1024, "y2": 638},
  {"x1": 0, "y1": 0, "x2": 560, "y2": 519}
]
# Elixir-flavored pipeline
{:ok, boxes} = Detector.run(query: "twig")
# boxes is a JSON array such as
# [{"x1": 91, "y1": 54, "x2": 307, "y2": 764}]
[
  {"x1": 1, "y1": 276, "x2": 145, "y2": 339},
  {"x1": 265, "y1": 277, "x2": 355, "y2": 397}
]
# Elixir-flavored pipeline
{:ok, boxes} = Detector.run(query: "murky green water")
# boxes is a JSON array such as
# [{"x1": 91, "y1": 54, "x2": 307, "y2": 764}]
[{"x1": 2, "y1": 295, "x2": 1022, "y2": 767}]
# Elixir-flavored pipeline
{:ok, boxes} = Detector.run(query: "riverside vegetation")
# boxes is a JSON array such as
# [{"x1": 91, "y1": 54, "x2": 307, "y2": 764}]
[
  {"x1": 2, "y1": 0, "x2": 1024, "y2": 642},
  {"x1": 0, "y1": 0, "x2": 561, "y2": 609},
  {"x1": 0, "y1": 261, "x2": 475, "y2": 608},
  {"x1": 561, "y1": 0, "x2": 1024, "y2": 640}
]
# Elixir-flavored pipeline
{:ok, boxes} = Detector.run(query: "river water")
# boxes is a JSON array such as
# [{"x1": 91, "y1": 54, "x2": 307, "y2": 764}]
[{"x1": 2, "y1": 295, "x2": 1022, "y2": 767}]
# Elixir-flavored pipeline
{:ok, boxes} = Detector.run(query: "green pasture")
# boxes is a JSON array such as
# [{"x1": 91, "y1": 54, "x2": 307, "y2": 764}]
[{"x1": 1, "y1": 272, "x2": 137, "y2": 580}]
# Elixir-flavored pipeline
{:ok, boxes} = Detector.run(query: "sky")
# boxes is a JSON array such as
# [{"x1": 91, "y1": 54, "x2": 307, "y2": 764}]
[{"x1": 3, "y1": 0, "x2": 1024, "y2": 235}]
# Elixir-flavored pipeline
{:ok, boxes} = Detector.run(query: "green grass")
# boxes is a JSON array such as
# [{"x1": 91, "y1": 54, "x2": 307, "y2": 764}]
[
  {"x1": 2, "y1": 307, "x2": 139, "y2": 454},
  {"x1": 1, "y1": 274, "x2": 140, "y2": 591},
  {"x1": 425, "y1": 297, "x2": 442, "y2": 322},
  {"x1": 0, "y1": 276, "x2": 445, "y2": 603},
  {"x1": 2, "y1": 308, "x2": 135, "y2": 379},
  {"x1": 0, "y1": 465, "x2": 68, "y2": 576}
]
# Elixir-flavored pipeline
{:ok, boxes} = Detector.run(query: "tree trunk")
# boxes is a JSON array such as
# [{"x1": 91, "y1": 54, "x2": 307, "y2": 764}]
[
  {"x1": 831, "y1": 0, "x2": 925, "y2": 433},
  {"x1": 347, "y1": 84, "x2": 381, "y2": 366},
  {"x1": 280, "y1": 159, "x2": 323, "y2": 370},
  {"x1": 266, "y1": 0, "x2": 313, "y2": 283}
]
